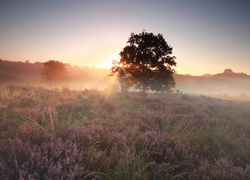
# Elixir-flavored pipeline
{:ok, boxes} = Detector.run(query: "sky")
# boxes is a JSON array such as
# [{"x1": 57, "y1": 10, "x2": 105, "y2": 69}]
[{"x1": 0, "y1": 0, "x2": 249, "y2": 75}]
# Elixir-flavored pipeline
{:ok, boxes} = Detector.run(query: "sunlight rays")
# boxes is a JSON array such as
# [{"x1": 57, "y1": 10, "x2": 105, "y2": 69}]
[{"x1": 99, "y1": 52, "x2": 120, "y2": 69}]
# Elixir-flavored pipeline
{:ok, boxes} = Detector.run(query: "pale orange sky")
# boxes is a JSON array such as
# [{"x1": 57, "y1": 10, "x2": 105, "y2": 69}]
[{"x1": 0, "y1": 0, "x2": 250, "y2": 75}]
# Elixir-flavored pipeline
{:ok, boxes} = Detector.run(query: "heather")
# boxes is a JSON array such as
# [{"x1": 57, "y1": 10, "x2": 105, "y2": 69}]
[{"x1": 0, "y1": 85, "x2": 249, "y2": 179}]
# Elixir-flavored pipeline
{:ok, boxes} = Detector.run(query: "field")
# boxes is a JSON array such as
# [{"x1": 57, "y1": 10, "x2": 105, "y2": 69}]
[{"x1": 0, "y1": 85, "x2": 250, "y2": 179}]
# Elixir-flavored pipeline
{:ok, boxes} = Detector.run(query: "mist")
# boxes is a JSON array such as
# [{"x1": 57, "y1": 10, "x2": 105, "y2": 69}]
[
  {"x1": 1, "y1": 59, "x2": 250, "y2": 101},
  {"x1": 174, "y1": 69, "x2": 250, "y2": 101},
  {"x1": 0, "y1": 59, "x2": 113, "y2": 90}
]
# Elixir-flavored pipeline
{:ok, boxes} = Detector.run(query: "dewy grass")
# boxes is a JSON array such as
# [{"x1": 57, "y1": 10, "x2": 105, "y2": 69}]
[
  {"x1": 0, "y1": 85, "x2": 21, "y2": 98},
  {"x1": 0, "y1": 85, "x2": 250, "y2": 179},
  {"x1": 19, "y1": 115, "x2": 40, "y2": 128},
  {"x1": 171, "y1": 116, "x2": 196, "y2": 140},
  {"x1": 48, "y1": 108, "x2": 55, "y2": 133},
  {"x1": 209, "y1": 121, "x2": 233, "y2": 141},
  {"x1": 82, "y1": 171, "x2": 113, "y2": 180}
]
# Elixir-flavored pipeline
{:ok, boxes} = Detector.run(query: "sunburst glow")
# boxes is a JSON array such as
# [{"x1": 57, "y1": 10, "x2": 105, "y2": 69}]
[{"x1": 98, "y1": 52, "x2": 120, "y2": 69}]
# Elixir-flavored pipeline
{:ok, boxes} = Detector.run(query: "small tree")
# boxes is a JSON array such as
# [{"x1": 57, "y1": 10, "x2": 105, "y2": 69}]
[
  {"x1": 41, "y1": 60, "x2": 69, "y2": 87},
  {"x1": 110, "y1": 31, "x2": 177, "y2": 92}
]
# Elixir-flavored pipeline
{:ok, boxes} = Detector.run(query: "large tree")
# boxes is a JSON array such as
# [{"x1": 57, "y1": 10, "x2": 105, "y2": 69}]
[{"x1": 110, "y1": 31, "x2": 177, "y2": 92}]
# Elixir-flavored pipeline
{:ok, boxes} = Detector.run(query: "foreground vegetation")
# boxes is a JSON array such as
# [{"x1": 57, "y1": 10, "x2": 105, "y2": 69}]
[{"x1": 0, "y1": 85, "x2": 249, "y2": 179}]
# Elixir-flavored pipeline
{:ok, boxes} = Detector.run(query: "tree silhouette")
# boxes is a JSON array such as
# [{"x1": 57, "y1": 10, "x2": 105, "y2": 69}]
[
  {"x1": 41, "y1": 60, "x2": 69, "y2": 86},
  {"x1": 110, "y1": 31, "x2": 177, "y2": 92}
]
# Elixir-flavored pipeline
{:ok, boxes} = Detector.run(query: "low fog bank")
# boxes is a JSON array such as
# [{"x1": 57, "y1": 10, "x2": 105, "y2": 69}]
[
  {"x1": 174, "y1": 69, "x2": 250, "y2": 101},
  {"x1": 1, "y1": 60, "x2": 249, "y2": 100},
  {"x1": 64, "y1": 64, "x2": 113, "y2": 90},
  {"x1": 0, "y1": 59, "x2": 113, "y2": 90}
]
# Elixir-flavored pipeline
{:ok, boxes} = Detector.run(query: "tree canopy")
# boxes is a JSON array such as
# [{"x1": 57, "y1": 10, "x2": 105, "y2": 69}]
[
  {"x1": 110, "y1": 31, "x2": 177, "y2": 92},
  {"x1": 41, "y1": 60, "x2": 69, "y2": 86}
]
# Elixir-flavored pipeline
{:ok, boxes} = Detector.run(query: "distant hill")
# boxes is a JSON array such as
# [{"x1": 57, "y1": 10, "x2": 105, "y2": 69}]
[{"x1": 174, "y1": 69, "x2": 250, "y2": 95}]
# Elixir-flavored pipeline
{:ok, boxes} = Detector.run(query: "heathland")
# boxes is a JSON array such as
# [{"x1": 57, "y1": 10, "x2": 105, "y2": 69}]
[{"x1": 0, "y1": 85, "x2": 249, "y2": 179}]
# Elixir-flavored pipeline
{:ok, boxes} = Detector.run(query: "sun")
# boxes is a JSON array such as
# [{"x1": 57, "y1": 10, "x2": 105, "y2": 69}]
[{"x1": 98, "y1": 52, "x2": 120, "y2": 69}]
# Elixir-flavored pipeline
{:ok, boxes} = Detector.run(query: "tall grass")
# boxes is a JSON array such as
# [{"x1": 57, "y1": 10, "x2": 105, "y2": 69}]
[{"x1": 0, "y1": 85, "x2": 249, "y2": 179}]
